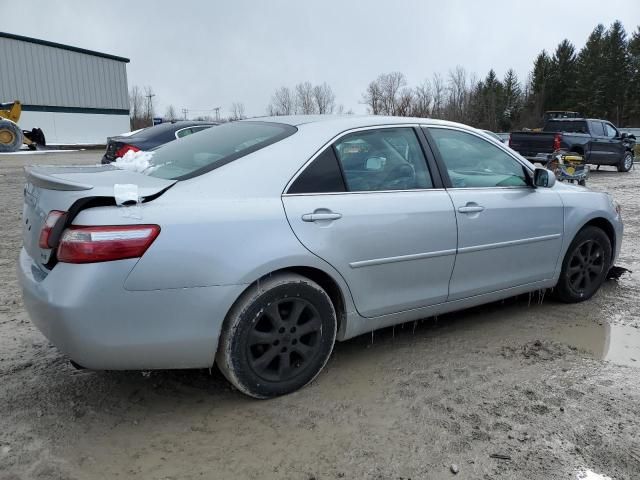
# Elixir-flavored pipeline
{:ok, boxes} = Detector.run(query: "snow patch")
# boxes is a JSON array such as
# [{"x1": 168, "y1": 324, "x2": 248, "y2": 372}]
[
  {"x1": 113, "y1": 150, "x2": 154, "y2": 173},
  {"x1": 576, "y1": 469, "x2": 613, "y2": 480}
]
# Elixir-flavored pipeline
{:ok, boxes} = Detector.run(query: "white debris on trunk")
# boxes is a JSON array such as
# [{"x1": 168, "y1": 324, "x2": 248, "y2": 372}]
[{"x1": 113, "y1": 150, "x2": 155, "y2": 173}]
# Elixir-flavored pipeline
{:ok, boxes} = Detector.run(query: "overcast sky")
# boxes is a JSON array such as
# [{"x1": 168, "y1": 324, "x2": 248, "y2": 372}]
[{"x1": 2, "y1": 0, "x2": 639, "y2": 118}]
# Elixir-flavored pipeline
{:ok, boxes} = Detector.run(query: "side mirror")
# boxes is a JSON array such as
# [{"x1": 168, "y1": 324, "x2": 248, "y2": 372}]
[
  {"x1": 533, "y1": 168, "x2": 556, "y2": 188},
  {"x1": 620, "y1": 132, "x2": 628, "y2": 139}
]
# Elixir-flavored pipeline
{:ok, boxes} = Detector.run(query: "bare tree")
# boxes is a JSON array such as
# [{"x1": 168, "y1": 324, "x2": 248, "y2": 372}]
[
  {"x1": 313, "y1": 82, "x2": 336, "y2": 114},
  {"x1": 194, "y1": 115, "x2": 215, "y2": 122},
  {"x1": 143, "y1": 86, "x2": 155, "y2": 126},
  {"x1": 411, "y1": 79, "x2": 432, "y2": 117},
  {"x1": 295, "y1": 82, "x2": 317, "y2": 114},
  {"x1": 336, "y1": 104, "x2": 355, "y2": 115},
  {"x1": 431, "y1": 73, "x2": 446, "y2": 118},
  {"x1": 362, "y1": 72, "x2": 407, "y2": 115},
  {"x1": 267, "y1": 86, "x2": 295, "y2": 115},
  {"x1": 396, "y1": 88, "x2": 415, "y2": 116},
  {"x1": 129, "y1": 85, "x2": 145, "y2": 130},
  {"x1": 380, "y1": 72, "x2": 407, "y2": 115},
  {"x1": 165, "y1": 105, "x2": 178, "y2": 121},
  {"x1": 362, "y1": 79, "x2": 383, "y2": 114},
  {"x1": 229, "y1": 102, "x2": 246, "y2": 121},
  {"x1": 446, "y1": 66, "x2": 469, "y2": 122}
]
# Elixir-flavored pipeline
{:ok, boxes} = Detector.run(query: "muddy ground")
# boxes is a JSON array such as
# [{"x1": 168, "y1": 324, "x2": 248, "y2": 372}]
[{"x1": 0, "y1": 151, "x2": 639, "y2": 480}]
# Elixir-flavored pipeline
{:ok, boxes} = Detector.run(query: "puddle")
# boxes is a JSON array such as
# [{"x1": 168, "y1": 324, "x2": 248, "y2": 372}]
[
  {"x1": 575, "y1": 469, "x2": 613, "y2": 480},
  {"x1": 552, "y1": 322, "x2": 640, "y2": 367}
]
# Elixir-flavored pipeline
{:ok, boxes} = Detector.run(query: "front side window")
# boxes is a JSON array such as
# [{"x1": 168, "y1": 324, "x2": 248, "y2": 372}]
[
  {"x1": 332, "y1": 128, "x2": 432, "y2": 192},
  {"x1": 428, "y1": 128, "x2": 528, "y2": 188},
  {"x1": 147, "y1": 121, "x2": 296, "y2": 180},
  {"x1": 604, "y1": 123, "x2": 618, "y2": 138},
  {"x1": 590, "y1": 121, "x2": 605, "y2": 137}
]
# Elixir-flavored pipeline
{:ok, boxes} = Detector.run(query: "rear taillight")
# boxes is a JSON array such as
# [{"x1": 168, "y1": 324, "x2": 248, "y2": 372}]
[
  {"x1": 114, "y1": 144, "x2": 140, "y2": 158},
  {"x1": 553, "y1": 133, "x2": 562, "y2": 151},
  {"x1": 39, "y1": 210, "x2": 67, "y2": 248},
  {"x1": 57, "y1": 225, "x2": 160, "y2": 263}
]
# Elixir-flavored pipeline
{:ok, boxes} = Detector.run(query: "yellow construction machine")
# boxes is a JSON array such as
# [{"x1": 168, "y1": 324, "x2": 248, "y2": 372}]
[{"x1": 0, "y1": 100, "x2": 46, "y2": 152}]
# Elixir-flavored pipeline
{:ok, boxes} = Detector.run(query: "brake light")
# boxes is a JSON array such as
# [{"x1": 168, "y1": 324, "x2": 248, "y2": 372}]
[
  {"x1": 553, "y1": 133, "x2": 562, "y2": 151},
  {"x1": 114, "y1": 144, "x2": 140, "y2": 158},
  {"x1": 57, "y1": 225, "x2": 160, "y2": 263},
  {"x1": 39, "y1": 210, "x2": 67, "y2": 248}
]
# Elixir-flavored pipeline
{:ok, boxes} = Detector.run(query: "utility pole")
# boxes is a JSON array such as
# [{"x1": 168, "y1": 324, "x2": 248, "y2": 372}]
[
  {"x1": 182, "y1": 108, "x2": 188, "y2": 120},
  {"x1": 213, "y1": 107, "x2": 220, "y2": 122},
  {"x1": 145, "y1": 92, "x2": 156, "y2": 126}
]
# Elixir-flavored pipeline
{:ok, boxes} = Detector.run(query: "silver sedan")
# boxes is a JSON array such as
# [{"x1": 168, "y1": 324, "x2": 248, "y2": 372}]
[{"x1": 18, "y1": 115, "x2": 623, "y2": 398}]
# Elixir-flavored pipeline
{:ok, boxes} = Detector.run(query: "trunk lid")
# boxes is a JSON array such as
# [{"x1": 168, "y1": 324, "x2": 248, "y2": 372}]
[{"x1": 22, "y1": 165, "x2": 175, "y2": 268}]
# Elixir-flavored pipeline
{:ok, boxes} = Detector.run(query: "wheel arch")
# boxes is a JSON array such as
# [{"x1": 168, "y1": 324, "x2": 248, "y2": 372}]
[
  {"x1": 227, "y1": 265, "x2": 350, "y2": 341},
  {"x1": 580, "y1": 217, "x2": 616, "y2": 259}
]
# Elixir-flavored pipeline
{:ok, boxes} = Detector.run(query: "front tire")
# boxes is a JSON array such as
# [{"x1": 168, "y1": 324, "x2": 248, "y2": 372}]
[
  {"x1": 553, "y1": 226, "x2": 611, "y2": 303},
  {"x1": 216, "y1": 273, "x2": 337, "y2": 399},
  {"x1": 617, "y1": 152, "x2": 633, "y2": 172},
  {"x1": 0, "y1": 120, "x2": 23, "y2": 153}
]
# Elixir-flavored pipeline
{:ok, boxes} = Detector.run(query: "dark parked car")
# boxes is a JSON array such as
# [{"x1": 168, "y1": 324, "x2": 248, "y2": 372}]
[
  {"x1": 509, "y1": 118, "x2": 636, "y2": 172},
  {"x1": 101, "y1": 121, "x2": 217, "y2": 164}
]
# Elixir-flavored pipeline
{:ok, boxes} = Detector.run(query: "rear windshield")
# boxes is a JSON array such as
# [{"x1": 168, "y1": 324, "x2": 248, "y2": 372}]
[
  {"x1": 146, "y1": 121, "x2": 297, "y2": 180},
  {"x1": 543, "y1": 120, "x2": 588, "y2": 134}
]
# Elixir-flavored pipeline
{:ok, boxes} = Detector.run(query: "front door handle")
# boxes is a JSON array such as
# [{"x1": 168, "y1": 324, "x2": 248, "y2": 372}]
[
  {"x1": 458, "y1": 204, "x2": 485, "y2": 214},
  {"x1": 302, "y1": 212, "x2": 342, "y2": 222}
]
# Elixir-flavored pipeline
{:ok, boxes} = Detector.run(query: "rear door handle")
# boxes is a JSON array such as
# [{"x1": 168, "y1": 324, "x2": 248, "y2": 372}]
[
  {"x1": 458, "y1": 204, "x2": 485, "y2": 214},
  {"x1": 302, "y1": 212, "x2": 342, "y2": 222}
]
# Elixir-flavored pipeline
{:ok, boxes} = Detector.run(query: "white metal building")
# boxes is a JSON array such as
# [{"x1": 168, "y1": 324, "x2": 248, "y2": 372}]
[{"x1": 0, "y1": 32, "x2": 130, "y2": 145}]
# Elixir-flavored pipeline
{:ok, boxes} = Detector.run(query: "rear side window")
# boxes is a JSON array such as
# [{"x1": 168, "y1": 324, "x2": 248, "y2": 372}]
[
  {"x1": 288, "y1": 148, "x2": 346, "y2": 194},
  {"x1": 590, "y1": 121, "x2": 605, "y2": 136},
  {"x1": 175, "y1": 127, "x2": 193, "y2": 138},
  {"x1": 544, "y1": 120, "x2": 588, "y2": 134},
  {"x1": 147, "y1": 122, "x2": 296, "y2": 180},
  {"x1": 333, "y1": 128, "x2": 433, "y2": 192}
]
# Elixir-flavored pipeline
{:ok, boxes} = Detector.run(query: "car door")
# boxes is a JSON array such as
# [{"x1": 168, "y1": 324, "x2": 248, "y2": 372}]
[
  {"x1": 282, "y1": 126, "x2": 457, "y2": 318},
  {"x1": 603, "y1": 122, "x2": 625, "y2": 164},
  {"x1": 587, "y1": 121, "x2": 608, "y2": 163},
  {"x1": 424, "y1": 126, "x2": 564, "y2": 301}
]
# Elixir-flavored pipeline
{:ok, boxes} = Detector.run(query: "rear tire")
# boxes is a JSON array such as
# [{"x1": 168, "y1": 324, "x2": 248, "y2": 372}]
[
  {"x1": 0, "y1": 120, "x2": 23, "y2": 153},
  {"x1": 216, "y1": 273, "x2": 337, "y2": 399},
  {"x1": 553, "y1": 226, "x2": 611, "y2": 303},
  {"x1": 617, "y1": 152, "x2": 633, "y2": 172}
]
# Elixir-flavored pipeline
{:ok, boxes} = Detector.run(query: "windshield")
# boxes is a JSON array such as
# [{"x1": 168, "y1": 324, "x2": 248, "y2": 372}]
[{"x1": 146, "y1": 121, "x2": 297, "y2": 180}]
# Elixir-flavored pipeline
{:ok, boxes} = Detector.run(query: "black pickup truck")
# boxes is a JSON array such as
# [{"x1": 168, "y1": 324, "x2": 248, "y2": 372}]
[{"x1": 509, "y1": 118, "x2": 636, "y2": 172}]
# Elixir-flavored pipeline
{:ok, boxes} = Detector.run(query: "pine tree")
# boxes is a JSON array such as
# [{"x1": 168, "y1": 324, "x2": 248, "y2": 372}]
[
  {"x1": 627, "y1": 27, "x2": 640, "y2": 125},
  {"x1": 602, "y1": 20, "x2": 630, "y2": 124},
  {"x1": 501, "y1": 69, "x2": 523, "y2": 131},
  {"x1": 527, "y1": 50, "x2": 553, "y2": 123},
  {"x1": 575, "y1": 24, "x2": 607, "y2": 118},
  {"x1": 547, "y1": 39, "x2": 578, "y2": 111}
]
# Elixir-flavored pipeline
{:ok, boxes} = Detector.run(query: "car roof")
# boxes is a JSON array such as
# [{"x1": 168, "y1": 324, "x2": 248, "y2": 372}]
[
  {"x1": 546, "y1": 118, "x2": 609, "y2": 122},
  {"x1": 244, "y1": 114, "x2": 470, "y2": 130}
]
